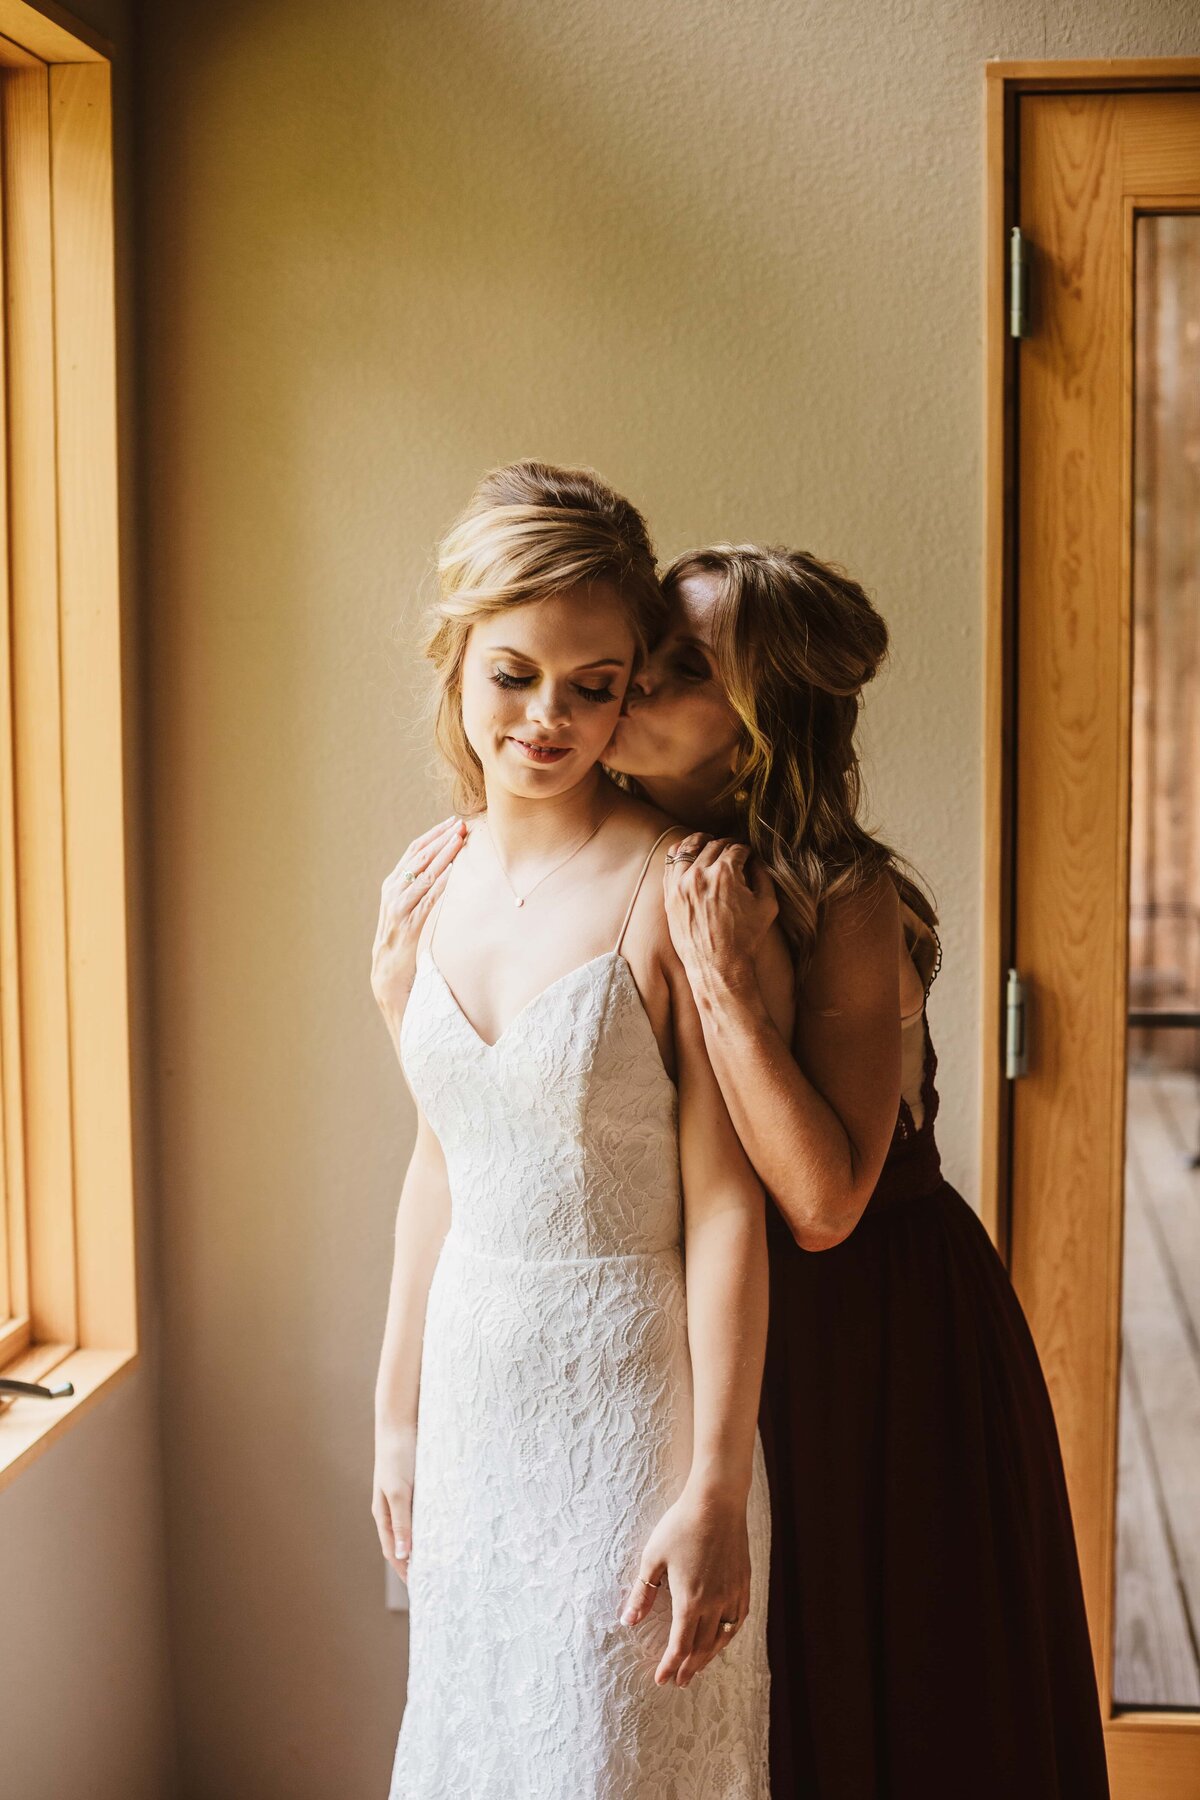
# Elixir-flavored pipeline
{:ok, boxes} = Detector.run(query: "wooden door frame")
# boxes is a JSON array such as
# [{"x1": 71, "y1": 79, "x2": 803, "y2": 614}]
[
  {"x1": 982, "y1": 59, "x2": 1200, "y2": 1789},
  {"x1": 982, "y1": 58, "x2": 1200, "y2": 1260}
]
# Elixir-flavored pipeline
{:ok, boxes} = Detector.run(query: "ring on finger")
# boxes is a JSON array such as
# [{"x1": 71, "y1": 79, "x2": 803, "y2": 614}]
[{"x1": 401, "y1": 868, "x2": 418, "y2": 884}]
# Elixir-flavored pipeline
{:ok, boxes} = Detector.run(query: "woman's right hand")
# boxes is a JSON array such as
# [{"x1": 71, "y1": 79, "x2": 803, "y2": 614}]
[
  {"x1": 621, "y1": 1476, "x2": 753, "y2": 1687},
  {"x1": 371, "y1": 816, "x2": 467, "y2": 1037},
  {"x1": 373, "y1": 1422, "x2": 417, "y2": 1582}
]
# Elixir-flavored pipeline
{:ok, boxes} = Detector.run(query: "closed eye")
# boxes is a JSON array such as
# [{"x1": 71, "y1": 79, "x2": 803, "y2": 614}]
[{"x1": 490, "y1": 669, "x2": 617, "y2": 704}]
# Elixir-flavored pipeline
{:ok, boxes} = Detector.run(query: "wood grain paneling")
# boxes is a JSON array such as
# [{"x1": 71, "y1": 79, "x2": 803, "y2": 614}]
[{"x1": 993, "y1": 70, "x2": 1200, "y2": 1792}]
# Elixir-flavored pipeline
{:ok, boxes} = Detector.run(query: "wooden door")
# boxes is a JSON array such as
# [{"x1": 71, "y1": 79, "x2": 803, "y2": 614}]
[{"x1": 1008, "y1": 84, "x2": 1200, "y2": 1796}]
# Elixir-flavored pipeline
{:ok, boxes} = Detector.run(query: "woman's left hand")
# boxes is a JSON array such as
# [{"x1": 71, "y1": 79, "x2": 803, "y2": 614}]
[
  {"x1": 664, "y1": 833, "x2": 779, "y2": 990},
  {"x1": 619, "y1": 1480, "x2": 752, "y2": 1687}
]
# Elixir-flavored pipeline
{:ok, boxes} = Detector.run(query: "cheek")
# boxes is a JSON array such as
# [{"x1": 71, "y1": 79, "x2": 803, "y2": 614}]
[
  {"x1": 460, "y1": 670, "x2": 509, "y2": 754},
  {"x1": 579, "y1": 699, "x2": 623, "y2": 748},
  {"x1": 620, "y1": 695, "x2": 698, "y2": 769},
  {"x1": 665, "y1": 691, "x2": 733, "y2": 754},
  {"x1": 647, "y1": 693, "x2": 740, "y2": 776},
  {"x1": 697, "y1": 695, "x2": 741, "y2": 755}
]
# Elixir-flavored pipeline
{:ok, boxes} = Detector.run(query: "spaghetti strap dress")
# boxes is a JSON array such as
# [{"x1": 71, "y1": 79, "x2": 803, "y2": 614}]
[
  {"x1": 388, "y1": 825, "x2": 772, "y2": 1799},
  {"x1": 757, "y1": 912, "x2": 1111, "y2": 1799}
]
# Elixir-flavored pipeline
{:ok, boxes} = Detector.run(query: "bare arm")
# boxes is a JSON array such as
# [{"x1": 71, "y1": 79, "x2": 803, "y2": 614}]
[
  {"x1": 666, "y1": 837, "x2": 902, "y2": 1251},
  {"x1": 621, "y1": 882, "x2": 770, "y2": 1689},
  {"x1": 371, "y1": 1097, "x2": 452, "y2": 1580},
  {"x1": 674, "y1": 947, "x2": 770, "y2": 1501}
]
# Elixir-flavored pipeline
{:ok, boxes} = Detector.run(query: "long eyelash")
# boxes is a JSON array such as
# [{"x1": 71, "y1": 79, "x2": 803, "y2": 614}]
[{"x1": 489, "y1": 670, "x2": 616, "y2": 704}]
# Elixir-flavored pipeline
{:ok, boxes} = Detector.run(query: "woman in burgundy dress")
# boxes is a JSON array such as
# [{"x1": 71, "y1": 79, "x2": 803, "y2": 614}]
[{"x1": 602, "y1": 542, "x2": 1111, "y2": 1799}]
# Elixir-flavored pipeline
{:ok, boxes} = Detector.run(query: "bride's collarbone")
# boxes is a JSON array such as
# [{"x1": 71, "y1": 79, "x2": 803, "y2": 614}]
[
  {"x1": 428, "y1": 913, "x2": 671, "y2": 1068},
  {"x1": 429, "y1": 903, "x2": 617, "y2": 1031},
  {"x1": 426, "y1": 818, "x2": 677, "y2": 1056}
]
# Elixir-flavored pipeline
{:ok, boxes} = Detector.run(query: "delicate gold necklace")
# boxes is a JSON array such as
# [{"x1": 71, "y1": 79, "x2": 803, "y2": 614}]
[{"x1": 485, "y1": 801, "x2": 618, "y2": 908}]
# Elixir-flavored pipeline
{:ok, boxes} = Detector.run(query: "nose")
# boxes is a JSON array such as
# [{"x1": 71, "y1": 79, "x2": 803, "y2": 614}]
[
  {"x1": 526, "y1": 681, "x2": 570, "y2": 728},
  {"x1": 627, "y1": 666, "x2": 656, "y2": 702}
]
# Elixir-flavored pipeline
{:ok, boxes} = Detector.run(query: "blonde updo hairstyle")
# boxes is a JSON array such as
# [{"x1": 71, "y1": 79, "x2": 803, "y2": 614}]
[
  {"x1": 425, "y1": 461, "x2": 668, "y2": 815},
  {"x1": 660, "y1": 544, "x2": 941, "y2": 994}
]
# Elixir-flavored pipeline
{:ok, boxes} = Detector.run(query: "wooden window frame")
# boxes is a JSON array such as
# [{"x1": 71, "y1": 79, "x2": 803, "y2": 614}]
[{"x1": 0, "y1": 0, "x2": 135, "y2": 1490}]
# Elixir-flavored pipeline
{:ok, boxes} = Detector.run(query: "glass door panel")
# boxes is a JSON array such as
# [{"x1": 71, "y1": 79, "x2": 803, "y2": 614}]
[{"x1": 1114, "y1": 211, "x2": 1200, "y2": 1712}]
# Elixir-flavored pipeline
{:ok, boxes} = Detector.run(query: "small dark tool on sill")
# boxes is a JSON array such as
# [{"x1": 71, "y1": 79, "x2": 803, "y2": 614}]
[{"x1": 0, "y1": 1375, "x2": 76, "y2": 1400}]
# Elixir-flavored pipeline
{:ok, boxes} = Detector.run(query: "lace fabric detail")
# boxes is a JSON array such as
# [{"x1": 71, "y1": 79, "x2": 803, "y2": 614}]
[
  {"x1": 894, "y1": 910, "x2": 943, "y2": 1142},
  {"x1": 388, "y1": 948, "x2": 772, "y2": 1799},
  {"x1": 892, "y1": 1007, "x2": 936, "y2": 1140}
]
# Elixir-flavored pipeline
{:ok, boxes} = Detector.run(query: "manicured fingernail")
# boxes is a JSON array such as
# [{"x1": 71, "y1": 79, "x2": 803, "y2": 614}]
[{"x1": 621, "y1": 1610, "x2": 634, "y2": 1625}]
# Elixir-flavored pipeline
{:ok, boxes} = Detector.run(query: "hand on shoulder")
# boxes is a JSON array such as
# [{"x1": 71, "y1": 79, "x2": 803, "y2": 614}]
[
  {"x1": 370, "y1": 814, "x2": 469, "y2": 1029},
  {"x1": 662, "y1": 831, "x2": 784, "y2": 986}
]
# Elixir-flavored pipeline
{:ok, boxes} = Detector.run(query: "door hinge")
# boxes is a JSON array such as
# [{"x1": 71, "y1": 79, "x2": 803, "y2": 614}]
[
  {"x1": 1005, "y1": 967, "x2": 1029, "y2": 1079},
  {"x1": 1009, "y1": 226, "x2": 1029, "y2": 338}
]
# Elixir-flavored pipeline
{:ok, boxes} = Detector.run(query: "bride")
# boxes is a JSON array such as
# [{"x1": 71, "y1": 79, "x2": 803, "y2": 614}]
[{"x1": 369, "y1": 461, "x2": 790, "y2": 1798}]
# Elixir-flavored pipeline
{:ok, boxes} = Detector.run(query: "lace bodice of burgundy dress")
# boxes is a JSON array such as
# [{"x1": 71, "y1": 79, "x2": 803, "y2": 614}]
[{"x1": 863, "y1": 912, "x2": 947, "y2": 1215}]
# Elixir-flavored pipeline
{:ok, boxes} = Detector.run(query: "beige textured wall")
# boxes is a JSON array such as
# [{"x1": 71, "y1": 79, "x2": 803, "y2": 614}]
[
  {"x1": 131, "y1": 3, "x2": 1200, "y2": 1797},
  {"x1": 0, "y1": 4, "x2": 179, "y2": 1799}
]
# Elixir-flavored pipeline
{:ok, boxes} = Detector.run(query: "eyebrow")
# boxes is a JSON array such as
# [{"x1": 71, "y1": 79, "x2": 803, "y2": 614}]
[{"x1": 486, "y1": 645, "x2": 628, "y2": 671}]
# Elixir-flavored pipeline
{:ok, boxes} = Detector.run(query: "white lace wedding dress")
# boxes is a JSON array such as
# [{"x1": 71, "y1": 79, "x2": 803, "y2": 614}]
[{"x1": 387, "y1": 827, "x2": 772, "y2": 1799}]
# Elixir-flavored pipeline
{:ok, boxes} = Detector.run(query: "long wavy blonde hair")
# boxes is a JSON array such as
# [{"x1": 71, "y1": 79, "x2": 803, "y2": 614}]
[
  {"x1": 424, "y1": 460, "x2": 668, "y2": 814},
  {"x1": 660, "y1": 544, "x2": 941, "y2": 993}
]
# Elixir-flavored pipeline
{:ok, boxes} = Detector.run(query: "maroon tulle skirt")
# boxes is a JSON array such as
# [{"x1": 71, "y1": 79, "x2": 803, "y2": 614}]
[{"x1": 757, "y1": 1032, "x2": 1110, "y2": 1798}]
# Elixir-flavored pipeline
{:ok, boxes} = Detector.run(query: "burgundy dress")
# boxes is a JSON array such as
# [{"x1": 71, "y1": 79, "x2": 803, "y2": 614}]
[{"x1": 757, "y1": 939, "x2": 1110, "y2": 1799}]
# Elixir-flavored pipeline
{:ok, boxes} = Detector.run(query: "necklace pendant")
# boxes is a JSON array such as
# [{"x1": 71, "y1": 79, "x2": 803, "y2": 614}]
[{"x1": 484, "y1": 798, "x2": 618, "y2": 915}]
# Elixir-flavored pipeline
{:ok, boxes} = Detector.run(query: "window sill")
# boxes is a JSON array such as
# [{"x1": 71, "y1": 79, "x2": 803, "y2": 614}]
[{"x1": 0, "y1": 1343, "x2": 139, "y2": 1493}]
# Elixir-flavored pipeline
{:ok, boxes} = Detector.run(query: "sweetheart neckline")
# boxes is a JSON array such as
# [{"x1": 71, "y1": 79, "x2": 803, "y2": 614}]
[{"x1": 418, "y1": 945, "x2": 678, "y2": 1092}]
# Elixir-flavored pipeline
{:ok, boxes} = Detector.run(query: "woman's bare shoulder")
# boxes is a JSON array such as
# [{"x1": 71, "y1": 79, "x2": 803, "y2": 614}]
[
  {"x1": 798, "y1": 872, "x2": 901, "y2": 1014},
  {"x1": 812, "y1": 869, "x2": 900, "y2": 952},
  {"x1": 603, "y1": 785, "x2": 685, "y2": 846}
]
